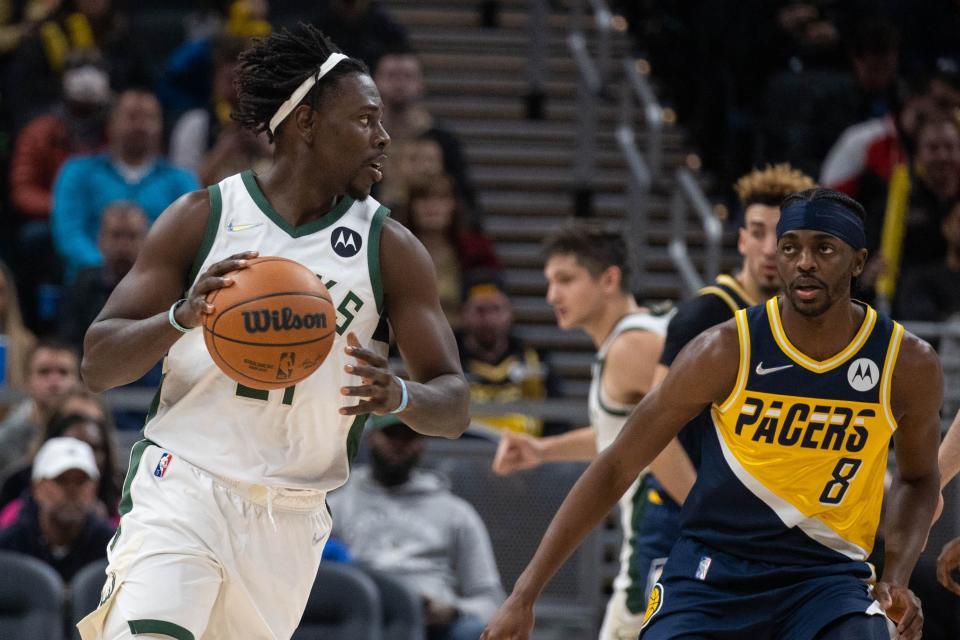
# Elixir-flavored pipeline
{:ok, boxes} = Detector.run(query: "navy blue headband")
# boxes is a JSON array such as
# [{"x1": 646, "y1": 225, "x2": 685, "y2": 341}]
[{"x1": 776, "y1": 199, "x2": 866, "y2": 250}]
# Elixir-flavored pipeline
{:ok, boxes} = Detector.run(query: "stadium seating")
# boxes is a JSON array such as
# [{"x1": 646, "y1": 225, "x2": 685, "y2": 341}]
[{"x1": 0, "y1": 551, "x2": 66, "y2": 640}]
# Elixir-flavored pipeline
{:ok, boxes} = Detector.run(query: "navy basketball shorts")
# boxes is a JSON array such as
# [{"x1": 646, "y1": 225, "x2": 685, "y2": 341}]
[{"x1": 639, "y1": 537, "x2": 889, "y2": 640}]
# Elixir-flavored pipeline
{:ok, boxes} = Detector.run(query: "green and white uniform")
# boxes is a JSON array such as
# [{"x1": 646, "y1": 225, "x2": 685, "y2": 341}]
[
  {"x1": 590, "y1": 311, "x2": 671, "y2": 640},
  {"x1": 80, "y1": 170, "x2": 390, "y2": 640}
]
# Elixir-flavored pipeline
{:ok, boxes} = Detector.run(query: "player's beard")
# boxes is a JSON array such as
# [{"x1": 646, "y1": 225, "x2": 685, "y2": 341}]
[{"x1": 370, "y1": 448, "x2": 421, "y2": 487}]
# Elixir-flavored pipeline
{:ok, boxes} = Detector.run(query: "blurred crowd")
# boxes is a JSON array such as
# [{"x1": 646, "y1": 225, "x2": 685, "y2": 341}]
[{"x1": 620, "y1": 0, "x2": 960, "y2": 319}]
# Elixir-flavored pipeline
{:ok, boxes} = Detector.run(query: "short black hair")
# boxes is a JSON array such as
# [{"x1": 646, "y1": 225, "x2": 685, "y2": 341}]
[
  {"x1": 232, "y1": 23, "x2": 368, "y2": 141},
  {"x1": 781, "y1": 187, "x2": 867, "y2": 222},
  {"x1": 542, "y1": 225, "x2": 630, "y2": 292}
]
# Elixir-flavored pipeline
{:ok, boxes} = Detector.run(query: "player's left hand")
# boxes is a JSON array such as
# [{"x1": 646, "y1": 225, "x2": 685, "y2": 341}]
[
  {"x1": 340, "y1": 332, "x2": 404, "y2": 415},
  {"x1": 936, "y1": 536, "x2": 960, "y2": 596},
  {"x1": 874, "y1": 581, "x2": 923, "y2": 640}
]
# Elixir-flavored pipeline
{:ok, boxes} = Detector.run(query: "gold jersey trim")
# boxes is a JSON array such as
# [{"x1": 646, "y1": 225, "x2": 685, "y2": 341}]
[
  {"x1": 766, "y1": 298, "x2": 877, "y2": 373},
  {"x1": 880, "y1": 322, "x2": 905, "y2": 432},
  {"x1": 715, "y1": 273, "x2": 759, "y2": 306},
  {"x1": 697, "y1": 286, "x2": 740, "y2": 316},
  {"x1": 718, "y1": 309, "x2": 752, "y2": 414}
]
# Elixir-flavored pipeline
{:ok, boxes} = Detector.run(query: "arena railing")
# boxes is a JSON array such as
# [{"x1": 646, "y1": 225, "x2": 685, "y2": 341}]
[{"x1": 670, "y1": 167, "x2": 723, "y2": 296}]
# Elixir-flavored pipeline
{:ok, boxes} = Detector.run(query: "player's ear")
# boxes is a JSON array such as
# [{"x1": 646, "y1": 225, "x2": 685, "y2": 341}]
[
  {"x1": 293, "y1": 105, "x2": 316, "y2": 143},
  {"x1": 601, "y1": 265, "x2": 621, "y2": 293},
  {"x1": 851, "y1": 248, "x2": 868, "y2": 277}
]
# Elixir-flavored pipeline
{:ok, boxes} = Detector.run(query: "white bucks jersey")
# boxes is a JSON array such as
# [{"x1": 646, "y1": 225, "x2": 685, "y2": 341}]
[
  {"x1": 145, "y1": 170, "x2": 390, "y2": 491},
  {"x1": 589, "y1": 311, "x2": 672, "y2": 452}
]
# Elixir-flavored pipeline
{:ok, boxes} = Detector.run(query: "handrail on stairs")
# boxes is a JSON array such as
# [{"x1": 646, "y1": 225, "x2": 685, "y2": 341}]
[{"x1": 670, "y1": 167, "x2": 722, "y2": 297}]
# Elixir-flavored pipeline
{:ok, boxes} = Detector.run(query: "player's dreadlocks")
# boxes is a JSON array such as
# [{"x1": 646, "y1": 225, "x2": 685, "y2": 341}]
[{"x1": 232, "y1": 23, "x2": 368, "y2": 141}]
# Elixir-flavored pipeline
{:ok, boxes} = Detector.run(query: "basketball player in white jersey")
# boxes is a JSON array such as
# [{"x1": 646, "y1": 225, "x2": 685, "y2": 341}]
[
  {"x1": 491, "y1": 226, "x2": 687, "y2": 639},
  {"x1": 77, "y1": 25, "x2": 469, "y2": 640}
]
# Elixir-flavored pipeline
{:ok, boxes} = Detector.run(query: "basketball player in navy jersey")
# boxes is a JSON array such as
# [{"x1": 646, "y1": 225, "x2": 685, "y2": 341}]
[
  {"x1": 78, "y1": 25, "x2": 469, "y2": 640},
  {"x1": 482, "y1": 188, "x2": 941, "y2": 640}
]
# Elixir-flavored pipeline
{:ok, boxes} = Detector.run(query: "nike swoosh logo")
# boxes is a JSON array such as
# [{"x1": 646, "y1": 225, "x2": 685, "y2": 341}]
[
  {"x1": 226, "y1": 222, "x2": 263, "y2": 232},
  {"x1": 755, "y1": 362, "x2": 794, "y2": 375}
]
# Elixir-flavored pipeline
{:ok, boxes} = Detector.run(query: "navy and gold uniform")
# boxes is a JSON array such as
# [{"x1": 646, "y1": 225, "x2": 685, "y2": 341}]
[
  {"x1": 628, "y1": 274, "x2": 759, "y2": 611},
  {"x1": 641, "y1": 298, "x2": 902, "y2": 639}
]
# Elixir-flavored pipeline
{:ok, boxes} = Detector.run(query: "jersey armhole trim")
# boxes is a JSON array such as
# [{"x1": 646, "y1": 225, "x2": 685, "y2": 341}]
[
  {"x1": 698, "y1": 285, "x2": 740, "y2": 315},
  {"x1": 368, "y1": 205, "x2": 389, "y2": 314},
  {"x1": 880, "y1": 322, "x2": 904, "y2": 432},
  {"x1": 186, "y1": 184, "x2": 222, "y2": 287},
  {"x1": 128, "y1": 619, "x2": 195, "y2": 640},
  {"x1": 718, "y1": 308, "x2": 751, "y2": 413}
]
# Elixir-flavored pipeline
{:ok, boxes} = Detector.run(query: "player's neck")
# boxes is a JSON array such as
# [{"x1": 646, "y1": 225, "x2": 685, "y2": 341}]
[
  {"x1": 778, "y1": 295, "x2": 865, "y2": 361},
  {"x1": 734, "y1": 269, "x2": 767, "y2": 305},
  {"x1": 584, "y1": 295, "x2": 640, "y2": 348},
  {"x1": 257, "y1": 163, "x2": 342, "y2": 226}
]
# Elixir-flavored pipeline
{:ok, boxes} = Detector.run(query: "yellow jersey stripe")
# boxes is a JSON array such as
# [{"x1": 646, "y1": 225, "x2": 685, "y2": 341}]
[
  {"x1": 716, "y1": 274, "x2": 759, "y2": 306},
  {"x1": 719, "y1": 309, "x2": 751, "y2": 414},
  {"x1": 766, "y1": 298, "x2": 877, "y2": 372},
  {"x1": 697, "y1": 286, "x2": 741, "y2": 315},
  {"x1": 880, "y1": 322, "x2": 904, "y2": 432}
]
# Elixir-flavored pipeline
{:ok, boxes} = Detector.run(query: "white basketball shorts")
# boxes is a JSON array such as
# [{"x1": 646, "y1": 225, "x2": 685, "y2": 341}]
[{"x1": 78, "y1": 440, "x2": 331, "y2": 640}]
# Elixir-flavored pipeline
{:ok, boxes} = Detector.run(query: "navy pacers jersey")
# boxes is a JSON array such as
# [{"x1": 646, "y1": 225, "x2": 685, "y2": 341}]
[{"x1": 680, "y1": 297, "x2": 903, "y2": 571}]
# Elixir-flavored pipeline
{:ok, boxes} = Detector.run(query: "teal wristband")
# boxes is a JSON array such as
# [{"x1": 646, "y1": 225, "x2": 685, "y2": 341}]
[
  {"x1": 168, "y1": 299, "x2": 191, "y2": 333},
  {"x1": 389, "y1": 376, "x2": 409, "y2": 414}
]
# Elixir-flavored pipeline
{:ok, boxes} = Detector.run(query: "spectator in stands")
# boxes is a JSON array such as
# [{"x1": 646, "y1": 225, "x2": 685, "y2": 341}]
[
  {"x1": 457, "y1": 273, "x2": 553, "y2": 438},
  {"x1": 373, "y1": 49, "x2": 477, "y2": 212},
  {"x1": 1, "y1": 404, "x2": 122, "y2": 527},
  {"x1": 9, "y1": 57, "x2": 110, "y2": 327},
  {"x1": 897, "y1": 199, "x2": 960, "y2": 321},
  {"x1": 4, "y1": 0, "x2": 151, "y2": 130},
  {"x1": 759, "y1": 18, "x2": 905, "y2": 177},
  {"x1": 400, "y1": 176, "x2": 500, "y2": 328},
  {"x1": 313, "y1": 0, "x2": 408, "y2": 68},
  {"x1": 377, "y1": 133, "x2": 445, "y2": 210},
  {"x1": 10, "y1": 58, "x2": 109, "y2": 221},
  {"x1": 0, "y1": 340, "x2": 79, "y2": 484},
  {"x1": 0, "y1": 260, "x2": 36, "y2": 389},
  {"x1": 60, "y1": 202, "x2": 147, "y2": 349},
  {"x1": 329, "y1": 415, "x2": 504, "y2": 640},
  {"x1": 51, "y1": 87, "x2": 199, "y2": 281},
  {"x1": 170, "y1": 35, "x2": 272, "y2": 185},
  {"x1": 0, "y1": 437, "x2": 115, "y2": 582},
  {"x1": 156, "y1": 0, "x2": 271, "y2": 117}
]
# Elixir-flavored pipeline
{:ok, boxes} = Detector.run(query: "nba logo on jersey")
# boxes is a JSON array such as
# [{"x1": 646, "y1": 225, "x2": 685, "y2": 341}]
[
  {"x1": 695, "y1": 556, "x2": 712, "y2": 580},
  {"x1": 154, "y1": 452, "x2": 173, "y2": 478}
]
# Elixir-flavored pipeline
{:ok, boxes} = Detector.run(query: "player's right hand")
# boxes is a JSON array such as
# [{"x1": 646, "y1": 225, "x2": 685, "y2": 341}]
[
  {"x1": 936, "y1": 536, "x2": 960, "y2": 596},
  {"x1": 176, "y1": 251, "x2": 258, "y2": 329},
  {"x1": 480, "y1": 594, "x2": 535, "y2": 640},
  {"x1": 492, "y1": 432, "x2": 544, "y2": 475},
  {"x1": 874, "y1": 581, "x2": 923, "y2": 640}
]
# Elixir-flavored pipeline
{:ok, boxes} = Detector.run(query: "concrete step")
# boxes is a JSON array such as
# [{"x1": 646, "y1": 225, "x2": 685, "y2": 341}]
[
  {"x1": 448, "y1": 119, "x2": 686, "y2": 151},
  {"x1": 500, "y1": 243, "x2": 734, "y2": 272},
  {"x1": 428, "y1": 75, "x2": 578, "y2": 99},
  {"x1": 422, "y1": 52, "x2": 579, "y2": 75},
  {"x1": 425, "y1": 95, "x2": 642, "y2": 125},
  {"x1": 472, "y1": 165, "x2": 631, "y2": 192},
  {"x1": 464, "y1": 145, "x2": 688, "y2": 172},
  {"x1": 486, "y1": 215, "x2": 735, "y2": 245},
  {"x1": 478, "y1": 191, "x2": 667, "y2": 217},
  {"x1": 515, "y1": 324, "x2": 593, "y2": 352},
  {"x1": 391, "y1": 7, "x2": 594, "y2": 31},
  {"x1": 548, "y1": 352, "x2": 595, "y2": 378}
]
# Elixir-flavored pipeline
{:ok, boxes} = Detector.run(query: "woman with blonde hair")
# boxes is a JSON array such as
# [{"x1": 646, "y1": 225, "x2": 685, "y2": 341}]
[{"x1": 0, "y1": 260, "x2": 36, "y2": 389}]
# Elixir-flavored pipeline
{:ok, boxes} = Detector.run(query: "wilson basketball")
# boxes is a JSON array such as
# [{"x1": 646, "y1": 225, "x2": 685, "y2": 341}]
[{"x1": 203, "y1": 257, "x2": 336, "y2": 390}]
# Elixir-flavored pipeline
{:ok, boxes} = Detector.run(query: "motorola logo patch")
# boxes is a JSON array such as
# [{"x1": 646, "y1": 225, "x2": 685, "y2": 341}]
[
  {"x1": 331, "y1": 227, "x2": 362, "y2": 258},
  {"x1": 847, "y1": 358, "x2": 879, "y2": 392}
]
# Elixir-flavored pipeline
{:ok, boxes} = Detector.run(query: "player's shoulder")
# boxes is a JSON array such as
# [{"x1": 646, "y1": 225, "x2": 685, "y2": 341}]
[
  {"x1": 668, "y1": 290, "x2": 738, "y2": 337},
  {"x1": 893, "y1": 329, "x2": 942, "y2": 379}
]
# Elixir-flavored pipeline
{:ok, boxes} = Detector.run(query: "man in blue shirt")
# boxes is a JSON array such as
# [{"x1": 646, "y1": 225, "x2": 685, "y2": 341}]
[{"x1": 51, "y1": 88, "x2": 199, "y2": 281}]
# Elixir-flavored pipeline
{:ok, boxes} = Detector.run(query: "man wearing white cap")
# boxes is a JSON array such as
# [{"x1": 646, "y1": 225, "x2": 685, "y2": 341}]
[{"x1": 0, "y1": 437, "x2": 115, "y2": 582}]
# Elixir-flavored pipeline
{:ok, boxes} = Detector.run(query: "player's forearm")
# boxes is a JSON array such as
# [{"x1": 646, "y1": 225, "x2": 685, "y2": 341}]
[
  {"x1": 938, "y1": 410, "x2": 960, "y2": 489},
  {"x1": 648, "y1": 437, "x2": 697, "y2": 504},
  {"x1": 82, "y1": 314, "x2": 184, "y2": 392},
  {"x1": 400, "y1": 372, "x2": 470, "y2": 437},
  {"x1": 881, "y1": 470, "x2": 940, "y2": 585},
  {"x1": 540, "y1": 427, "x2": 597, "y2": 462},
  {"x1": 510, "y1": 449, "x2": 635, "y2": 604}
]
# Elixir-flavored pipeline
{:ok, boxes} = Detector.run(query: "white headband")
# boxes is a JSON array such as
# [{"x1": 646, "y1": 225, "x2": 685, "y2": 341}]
[{"x1": 268, "y1": 52, "x2": 348, "y2": 135}]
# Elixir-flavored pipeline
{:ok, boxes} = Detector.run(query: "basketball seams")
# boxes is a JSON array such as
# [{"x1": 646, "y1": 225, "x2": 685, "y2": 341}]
[{"x1": 208, "y1": 331, "x2": 336, "y2": 348}]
